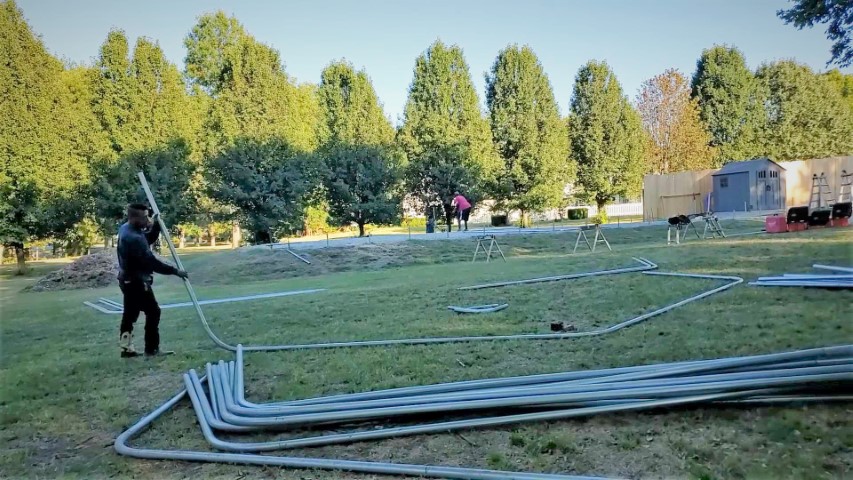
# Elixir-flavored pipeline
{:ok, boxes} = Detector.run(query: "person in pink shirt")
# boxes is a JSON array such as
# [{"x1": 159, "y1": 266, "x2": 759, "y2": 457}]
[{"x1": 451, "y1": 191, "x2": 472, "y2": 231}]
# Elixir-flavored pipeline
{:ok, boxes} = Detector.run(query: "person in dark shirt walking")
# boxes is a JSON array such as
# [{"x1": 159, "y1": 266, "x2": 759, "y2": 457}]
[{"x1": 117, "y1": 204, "x2": 188, "y2": 358}]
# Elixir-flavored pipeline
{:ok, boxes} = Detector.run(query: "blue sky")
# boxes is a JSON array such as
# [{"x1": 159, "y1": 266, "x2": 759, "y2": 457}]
[{"x1": 18, "y1": 0, "x2": 850, "y2": 124}]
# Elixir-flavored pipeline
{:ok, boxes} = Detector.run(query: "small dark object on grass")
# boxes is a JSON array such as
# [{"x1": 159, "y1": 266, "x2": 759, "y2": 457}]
[{"x1": 550, "y1": 322, "x2": 577, "y2": 332}]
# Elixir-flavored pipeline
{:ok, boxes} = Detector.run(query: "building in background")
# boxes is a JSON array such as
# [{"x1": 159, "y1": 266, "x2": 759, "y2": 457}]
[{"x1": 712, "y1": 157, "x2": 786, "y2": 212}]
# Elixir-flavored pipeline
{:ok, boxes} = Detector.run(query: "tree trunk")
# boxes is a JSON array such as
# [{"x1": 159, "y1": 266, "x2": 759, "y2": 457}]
[
  {"x1": 357, "y1": 221, "x2": 366, "y2": 237},
  {"x1": 0, "y1": 244, "x2": 4, "y2": 264},
  {"x1": 14, "y1": 242, "x2": 26, "y2": 275},
  {"x1": 231, "y1": 221, "x2": 241, "y2": 248},
  {"x1": 209, "y1": 226, "x2": 216, "y2": 247},
  {"x1": 178, "y1": 231, "x2": 186, "y2": 249}
]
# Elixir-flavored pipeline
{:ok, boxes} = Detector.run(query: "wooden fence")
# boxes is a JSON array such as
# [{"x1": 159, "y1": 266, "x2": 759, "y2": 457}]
[{"x1": 643, "y1": 156, "x2": 853, "y2": 220}]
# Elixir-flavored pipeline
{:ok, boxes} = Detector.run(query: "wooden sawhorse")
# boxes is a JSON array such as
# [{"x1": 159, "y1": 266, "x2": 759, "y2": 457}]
[
  {"x1": 472, "y1": 235, "x2": 506, "y2": 263},
  {"x1": 572, "y1": 225, "x2": 611, "y2": 254}
]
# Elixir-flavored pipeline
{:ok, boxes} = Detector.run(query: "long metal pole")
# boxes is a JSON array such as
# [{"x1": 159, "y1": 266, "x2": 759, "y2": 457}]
[{"x1": 138, "y1": 172, "x2": 236, "y2": 351}]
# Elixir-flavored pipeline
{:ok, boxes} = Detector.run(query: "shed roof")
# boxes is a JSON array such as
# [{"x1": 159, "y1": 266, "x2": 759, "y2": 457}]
[{"x1": 712, "y1": 157, "x2": 786, "y2": 176}]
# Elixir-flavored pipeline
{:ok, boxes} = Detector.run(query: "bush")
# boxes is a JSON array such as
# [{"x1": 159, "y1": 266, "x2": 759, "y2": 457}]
[
  {"x1": 401, "y1": 217, "x2": 427, "y2": 228},
  {"x1": 491, "y1": 215, "x2": 509, "y2": 227},
  {"x1": 591, "y1": 210, "x2": 608, "y2": 225},
  {"x1": 303, "y1": 205, "x2": 332, "y2": 235},
  {"x1": 567, "y1": 207, "x2": 588, "y2": 220}
]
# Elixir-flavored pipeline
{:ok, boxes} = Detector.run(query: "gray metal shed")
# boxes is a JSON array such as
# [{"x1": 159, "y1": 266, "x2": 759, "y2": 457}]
[{"x1": 712, "y1": 158, "x2": 786, "y2": 212}]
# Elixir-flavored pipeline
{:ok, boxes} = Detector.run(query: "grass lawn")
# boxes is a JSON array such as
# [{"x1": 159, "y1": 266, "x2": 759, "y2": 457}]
[{"x1": 1, "y1": 220, "x2": 851, "y2": 479}]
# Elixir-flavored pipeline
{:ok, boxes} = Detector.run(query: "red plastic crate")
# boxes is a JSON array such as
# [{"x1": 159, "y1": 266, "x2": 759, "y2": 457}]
[
  {"x1": 831, "y1": 217, "x2": 849, "y2": 228},
  {"x1": 787, "y1": 222, "x2": 807, "y2": 232},
  {"x1": 765, "y1": 216, "x2": 787, "y2": 234}
]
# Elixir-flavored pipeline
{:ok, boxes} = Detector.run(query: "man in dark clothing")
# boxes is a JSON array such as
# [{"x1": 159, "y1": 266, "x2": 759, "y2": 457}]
[{"x1": 117, "y1": 204, "x2": 188, "y2": 358}]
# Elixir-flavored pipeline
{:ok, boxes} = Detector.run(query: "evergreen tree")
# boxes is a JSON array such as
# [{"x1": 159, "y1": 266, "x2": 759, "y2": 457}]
[
  {"x1": 691, "y1": 46, "x2": 764, "y2": 162},
  {"x1": 637, "y1": 69, "x2": 716, "y2": 173},
  {"x1": 127, "y1": 38, "x2": 194, "y2": 151},
  {"x1": 92, "y1": 29, "x2": 134, "y2": 157},
  {"x1": 186, "y1": 12, "x2": 321, "y2": 241},
  {"x1": 0, "y1": 0, "x2": 94, "y2": 272},
  {"x1": 317, "y1": 60, "x2": 394, "y2": 146},
  {"x1": 317, "y1": 61, "x2": 398, "y2": 236},
  {"x1": 185, "y1": 11, "x2": 319, "y2": 152},
  {"x1": 91, "y1": 33, "x2": 197, "y2": 234},
  {"x1": 757, "y1": 60, "x2": 853, "y2": 160},
  {"x1": 568, "y1": 61, "x2": 645, "y2": 211},
  {"x1": 485, "y1": 45, "x2": 570, "y2": 218},
  {"x1": 398, "y1": 40, "x2": 498, "y2": 208}
]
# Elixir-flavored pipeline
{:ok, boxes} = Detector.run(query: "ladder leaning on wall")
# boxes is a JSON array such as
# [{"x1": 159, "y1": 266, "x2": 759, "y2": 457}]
[
  {"x1": 808, "y1": 173, "x2": 835, "y2": 210},
  {"x1": 838, "y1": 170, "x2": 852, "y2": 204}
]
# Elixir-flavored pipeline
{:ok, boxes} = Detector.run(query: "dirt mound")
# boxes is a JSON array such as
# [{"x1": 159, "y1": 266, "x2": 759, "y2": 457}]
[{"x1": 28, "y1": 251, "x2": 118, "y2": 292}]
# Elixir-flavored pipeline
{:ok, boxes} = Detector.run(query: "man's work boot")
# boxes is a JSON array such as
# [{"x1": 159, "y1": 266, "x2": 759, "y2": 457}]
[{"x1": 119, "y1": 332, "x2": 139, "y2": 358}]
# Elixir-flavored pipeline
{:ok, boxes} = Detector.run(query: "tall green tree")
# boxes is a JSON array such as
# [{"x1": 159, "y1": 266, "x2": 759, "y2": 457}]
[
  {"x1": 91, "y1": 33, "x2": 196, "y2": 235},
  {"x1": 92, "y1": 29, "x2": 134, "y2": 157},
  {"x1": 324, "y1": 144, "x2": 402, "y2": 237},
  {"x1": 317, "y1": 61, "x2": 398, "y2": 236},
  {"x1": 691, "y1": 46, "x2": 764, "y2": 163},
  {"x1": 317, "y1": 60, "x2": 394, "y2": 146},
  {"x1": 568, "y1": 61, "x2": 645, "y2": 211},
  {"x1": 823, "y1": 69, "x2": 853, "y2": 113},
  {"x1": 778, "y1": 0, "x2": 853, "y2": 67},
  {"x1": 637, "y1": 69, "x2": 716, "y2": 173},
  {"x1": 485, "y1": 45, "x2": 571, "y2": 218},
  {"x1": 398, "y1": 40, "x2": 498, "y2": 209},
  {"x1": 757, "y1": 60, "x2": 853, "y2": 160},
  {"x1": 126, "y1": 38, "x2": 194, "y2": 152},
  {"x1": 0, "y1": 0, "x2": 94, "y2": 272},
  {"x1": 185, "y1": 11, "x2": 319, "y2": 153},
  {"x1": 92, "y1": 140, "x2": 195, "y2": 233},
  {"x1": 205, "y1": 139, "x2": 320, "y2": 243},
  {"x1": 185, "y1": 11, "x2": 320, "y2": 241}
]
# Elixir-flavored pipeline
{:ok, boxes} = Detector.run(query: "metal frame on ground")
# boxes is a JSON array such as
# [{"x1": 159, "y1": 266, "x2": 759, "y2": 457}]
[
  {"x1": 116, "y1": 346, "x2": 853, "y2": 480},
  {"x1": 120, "y1": 172, "x2": 843, "y2": 480},
  {"x1": 84, "y1": 289, "x2": 325, "y2": 315}
]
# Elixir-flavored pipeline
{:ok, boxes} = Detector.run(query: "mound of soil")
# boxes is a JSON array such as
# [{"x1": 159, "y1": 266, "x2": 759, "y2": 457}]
[{"x1": 28, "y1": 251, "x2": 118, "y2": 292}]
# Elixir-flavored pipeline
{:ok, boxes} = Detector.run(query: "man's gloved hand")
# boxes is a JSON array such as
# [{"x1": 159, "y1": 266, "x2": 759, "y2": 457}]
[{"x1": 176, "y1": 269, "x2": 189, "y2": 280}]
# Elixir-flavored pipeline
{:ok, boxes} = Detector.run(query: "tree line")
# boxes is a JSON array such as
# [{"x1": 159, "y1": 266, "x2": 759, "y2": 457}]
[{"x1": 2, "y1": 0, "x2": 852, "y2": 268}]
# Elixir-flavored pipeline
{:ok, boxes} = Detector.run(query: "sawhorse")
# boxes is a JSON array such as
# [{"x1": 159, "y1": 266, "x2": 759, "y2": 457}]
[
  {"x1": 472, "y1": 235, "x2": 506, "y2": 263},
  {"x1": 667, "y1": 216, "x2": 700, "y2": 245},
  {"x1": 701, "y1": 213, "x2": 726, "y2": 239},
  {"x1": 572, "y1": 225, "x2": 611, "y2": 254}
]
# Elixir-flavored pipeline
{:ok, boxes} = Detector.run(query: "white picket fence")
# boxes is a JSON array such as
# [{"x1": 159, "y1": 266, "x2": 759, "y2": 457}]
[
  {"x1": 468, "y1": 201, "x2": 643, "y2": 224},
  {"x1": 585, "y1": 202, "x2": 644, "y2": 218}
]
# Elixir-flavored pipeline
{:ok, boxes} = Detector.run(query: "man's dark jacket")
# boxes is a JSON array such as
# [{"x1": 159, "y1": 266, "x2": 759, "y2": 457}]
[{"x1": 117, "y1": 221, "x2": 177, "y2": 285}]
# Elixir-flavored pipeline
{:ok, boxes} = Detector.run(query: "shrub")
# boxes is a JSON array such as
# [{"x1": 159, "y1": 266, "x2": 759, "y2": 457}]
[
  {"x1": 401, "y1": 217, "x2": 427, "y2": 228},
  {"x1": 491, "y1": 215, "x2": 509, "y2": 227},
  {"x1": 567, "y1": 207, "x2": 588, "y2": 220},
  {"x1": 591, "y1": 210, "x2": 608, "y2": 225},
  {"x1": 303, "y1": 205, "x2": 332, "y2": 235}
]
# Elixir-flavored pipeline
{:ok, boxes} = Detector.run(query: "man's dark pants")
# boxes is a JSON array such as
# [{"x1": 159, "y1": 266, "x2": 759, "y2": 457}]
[{"x1": 119, "y1": 280, "x2": 161, "y2": 353}]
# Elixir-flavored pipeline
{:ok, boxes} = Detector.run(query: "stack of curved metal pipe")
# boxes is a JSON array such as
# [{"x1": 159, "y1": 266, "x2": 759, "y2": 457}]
[
  {"x1": 116, "y1": 176, "x2": 852, "y2": 479},
  {"x1": 117, "y1": 345, "x2": 853, "y2": 480},
  {"x1": 749, "y1": 264, "x2": 853, "y2": 289}
]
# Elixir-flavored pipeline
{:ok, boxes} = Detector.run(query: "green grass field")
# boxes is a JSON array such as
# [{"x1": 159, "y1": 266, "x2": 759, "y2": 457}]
[{"x1": 1, "y1": 221, "x2": 851, "y2": 479}]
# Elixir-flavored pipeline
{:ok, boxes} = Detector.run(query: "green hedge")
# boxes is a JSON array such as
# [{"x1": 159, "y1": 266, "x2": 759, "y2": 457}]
[
  {"x1": 567, "y1": 207, "x2": 588, "y2": 220},
  {"x1": 402, "y1": 217, "x2": 427, "y2": 228},
  {"x1": 491, "y1": 215, "x2": 509, "y2": 227}
]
